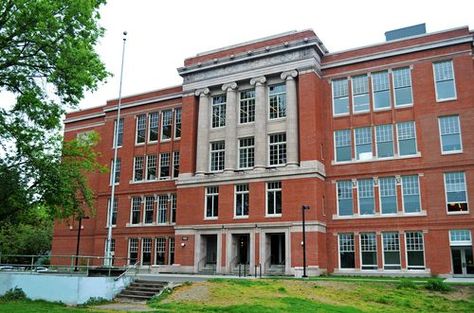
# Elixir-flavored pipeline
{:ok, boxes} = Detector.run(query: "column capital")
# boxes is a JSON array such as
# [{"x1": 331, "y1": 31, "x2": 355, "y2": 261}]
[
  {"x1": 221, "y1": 82, "x2": 238, "y2": 92},
  {"x1": 281, "y1": 70, "x2": 298, "y2": 81},
  {"x1": 194, "y1": 87, "x2": 210, "y2": 97},
  {"x1": 250, "y1": 76, "x2": 267, "y2": 86}
]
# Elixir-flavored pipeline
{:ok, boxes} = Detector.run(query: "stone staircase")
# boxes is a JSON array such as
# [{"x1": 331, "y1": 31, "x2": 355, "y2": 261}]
[
  {"x1": 115, "y1": 279, "x2": 168, "y2": 301},
  {"x1": 198, "y1": 264, "x2": 216, "y2": 275},
  {"x1": 266, "y1": 264, "x2": 285, "y2": 276}
]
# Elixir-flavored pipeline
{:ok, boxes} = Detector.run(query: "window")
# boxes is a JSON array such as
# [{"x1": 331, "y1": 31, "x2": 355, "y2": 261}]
[
  {"x1": 269, "y1": 133, "x2": 287, "y2": 166},
  {"x1": 159, "y1": 153, "x2": 170, "y2": 179},
  {"x1": 113, "y1": 118, "x2": 124, "y2": 147},
  {"x1": 355, "y1": 127, "x2": 372, "y2": 160},
  {"x1": 352, "y1": 75, "x2": 369, "y2": 112},
  {"x1": 267, "y1": 181, "x2": 282, "y2": 215},
  {"x1": 174, "y1": 108, "x2": 182, "y2": 138},
  {"x1": 157, "y1": 195, "x2": 168, "y2": 224},
  {"x1": 131, "y1": 197, "x2": 141, "y2": 225},
  {"x1": 239, "y1": 137, "x2": 255, "y2": 169},
  {"x1": 104, "y1": 238, "x2": 115, "y2": 264},
  {"x1": 142, "y1": 238, "x2": 152, "y2": 265},
  {"x1": 382, "y1": 232, "x2": 401, "y2": 270},
  {"x1": 360, "y1": 233, "x2": 377, "y2": 270},
  {"x1": 155, "y1": 238, "x2": 166, "y2": 265},
  {"x1": 402, "y1": 175, "x2": 421, "y2": 213},
  {"x1": 146, "y1": 155, "x2": 157, "y2": 180},
  {"x1": 144, "y1": 196, "x2": 155, "y2": 224},
  {"x1": 212, "y1": 95, "x2": 226, "y2": 128},
  {"x1": 393, "y1": 67, "x2": 413, "y2": 106},
  {"x1": 210, "y1": 141, "x2": 225, "y2": 172},
  {"x1": 205, "y1": 186, "x2": 219, "y2": 218},
  {"x1": 379, "y1": 177, "x2": 397, "y2": 214},
  {"x1": 405, "y1": 232, "x2": 425, "y2": 270},
  {"x1": 372, "y1": 71, "x2": 390, "y2": 110},
  {"x1": 235, "y1": 184, "x2": 249, "y2": 217},
  {"x1": 332, "y1": 78, "x2": 349, "y2": 115},
  {"x1": 168, "y1": 238, "x2": 175, "y2": 265},
  {"x1": 170, "y1": 194, "x2": 177, "y2": 223},
  {"x1": 439, "y1": 115, "x2": 462, "y2": 153},
  {"x1": 128, "y1": 238, "x2": 139, "y2": 265},
  {"x1": 161, "y1": 110, "x2": 173, "y2": 140},
  {"x1": 110, "y1": 158, "x2": 121, "y2": 184},
  {"x1": 358, "y1": 179, "x2": 374, "y2": 215},
  {"x1": 335, "y1": 130, "x2": 351, "y2": 162},
  {"x1": 337, "y1": 180, "x2": 353, "y2": 216},
  {"x1": 397, "y1": 121, "x2": 417, "y2": 156},
  {"x1": 149, "y1": 112, "x2": 159, "y2": 142},
  {"x1": 239, "y1": 90, "x2": 255, "y2": 123},
  {"x1": 107, "y1": 198, "x2": 118, "y2": 227},
  {"x1": 434, "y1": 60, "x2": 456, "y2": 101},
  {"x1": 136, "y1": 114, "x2": 146, "y2": 144},
  {"x1": 449, "y1": 230, "x2": 472, "y2": 245},
  {"x1": 133, "y1": 156, "x2": 144, "y2": 182},
  {"x1": 376, "y1": 124, "x2": 394, "y2": 158},
  {"x1": 444, "y1": 172, "x2": 468, "y2": 213},
  {"x1": 173, "y1": 151, "x2": 180, "y2": 178},
  {"x1": 339, "y1": 233, "x2": 355, "y2": 269},
  {"x1": 269, "y1": 84, "x2": 286, "y2": 119}
]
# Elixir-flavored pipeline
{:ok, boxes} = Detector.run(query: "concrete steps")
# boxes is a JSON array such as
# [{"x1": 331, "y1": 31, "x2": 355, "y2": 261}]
[{"x1": 115, "y1": 279, "x2": 168, "y2": 301}]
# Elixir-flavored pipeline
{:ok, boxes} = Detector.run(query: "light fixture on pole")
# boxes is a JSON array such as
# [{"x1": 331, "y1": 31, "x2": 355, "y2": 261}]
[{"x1": 302, "y1": 205, "x2": 310, "y2": 278}]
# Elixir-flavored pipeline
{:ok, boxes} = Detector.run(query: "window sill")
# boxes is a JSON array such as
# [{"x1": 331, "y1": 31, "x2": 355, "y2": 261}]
[
  {"x1": 394, "y1": 103, "x2": 413, "y2": 109},
  {"x1": 135, "y1": 142, "x2": 146, "y2": 146},
  {"x1": 441, "y1": 150, "x2": 463, "y2": 155},
  {"x1": 129, "y1": 178, "x2": 172, "y2": 184},
  {"x1": 436, "y1": 97, "x2": 457, "y2": 103},
  {"x1": 161, "y1": 138, "x2": 172, "y2": 142},
  {"x1": 447, "y1": 211, "x2": 470, "y2": 215},
  {"x1": 268, "y1": 117, "x2": 287, "y2": 122},
  {"x1": 353, "y1": 110, "x2": 370, "y2": 115},
  {"x1": 234, "y1": 216, "x2": 249, "y2": 219},
  {"x1": 126, "y1": 223, "x2": 174, "y2": 227},
  {"x1": 332, "y1": 153, "x2": 421, "y2": 166},
  {"x1": 333, "y1": 210, "x2": 427, "y2": 220},
  {"x1": 204, "y1": 217, "x2": 218, "y2": 220},
  {"x1": 373, "y1": 107, "x2": 391, "y2": 112},
  {"x1": 265, "y1": 214, "x2": 282, "y2": 218},
  {"x1": 333, "y1": 113, "x2": 350, "y2": 118},
  {"x1": 147, "y1": 140, "x2": 158, "y2": 144}
]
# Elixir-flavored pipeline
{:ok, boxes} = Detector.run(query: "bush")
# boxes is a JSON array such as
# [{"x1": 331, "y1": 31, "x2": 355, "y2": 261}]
[
  {"x1": 0, "y1": 287, "x2": 28, "y2": 301},
  {"x1": 425, "y1": 279, "x2": 452, "y2": 292},
  {"x1": 396, "y1": 279, "x2": 417, "y2": 289},
  {"x1": 81, "y1": 297, "x2": 109, "y2": 306}
]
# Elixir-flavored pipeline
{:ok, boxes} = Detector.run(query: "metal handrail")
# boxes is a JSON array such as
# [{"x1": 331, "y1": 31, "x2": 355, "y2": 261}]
[{"x1": 114, "y1": 260, "x2": 140, "y2": 281}]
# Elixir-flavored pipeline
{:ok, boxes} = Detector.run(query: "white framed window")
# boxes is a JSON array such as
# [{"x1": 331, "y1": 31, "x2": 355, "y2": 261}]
[
  {"x1": 239, "y1": 137, "x2": 254, "y2": 169},
  {"x1": 136, "y1": 114, "x2": 146, "y2": 144},
  {"x1": 146, "y1": 155, "x2": 157, "y2": 181},
  {"x1": 159, "y1": 153, "x2": 170, "y2": 179},
  {"x1": 339, "y1": 233, "x2": 355, "y2": 269},
  {"x1": 382, "y1": 232, "x2": 401, "y2": 270},
  {"x1": 110, "y1": 158, "x2": 121, "y2": 185},
  {"x1": 379, "y1": 177, "x2": 397, "y2": 214},
  {"x1": 161, "y1": 110, "x2": 173, "y2": 141},
  {"x1": 106, "y1": 198, "x2": 118, "y2": 227},
  {"x1": 449, "y1": 230, "x2": 472, "y2": 246},
  {"x1": 212, "y1": 95, "x2": 226, "y2": 128},
  {"x1": 334, "y1": 130, "x2": 351, "y2": 162},
  {"x1": 173, "y1": 151, "x2": 180, "y2": 178},
  {"x1": 205, "y1": 186, "x2": 219, "y2": 219},
  {"x1": 266, "y1": 181, "x2": 282, "y2": 216},
  {"x1": 148, "y1": 112, "x2": 159, "y2": 142},
  {"x1": 155, "y1": 237, "x2": 166, "y2": 265},
  {"x1": 444, "y1": 172, "x2": 468, "y2": 213},
  {"x1": 358, "y1": 179, "x2": 374, "y2": 215},
  {"x1": 174, "y1": 108, "x2": 182, "y2": 139},
  {"x1": 337, "y1": 180, "x2": 353, "y2": 216},
  {"x1": 210, "y1": 141, "x2": 225, "y2": 172},
  {"x1": 130, "y1": 197, "x2": 141, "y2": 225},
  {"x1": 396, "y1": 121, "x2": 417, "y2": 156},
  {"x1": 113, "y1": 118, "x2": 124, "y2": 147},
  {"x1": 433, "y1": 60, "x2": 456, "y2": 101},
  {"x1": 268, "y1": 84, "x2": 286, "y2": 119},
  {"x1": 405, "y1": 232, "x2": 425, "y2": 270},
  {"x1": 128, "y1": 238, "x2": 139, "y2": 265},
  {"x1": 375, "y1": 124, "x2": 394, "y2": 158},
  {"x1": 401, "y1": 175, "x2": 421, "y2": 213},
  {"x1": 239, "y1": 90, "x2": 255, "y2": 123},
  {"x1": 144, "y1": 196, "x2": 155, "y2": 224},
  {"x1": 332, "y1": 78, "x2": 349, "y2": 115},
  {"x1": 104, "y1": 238, "x2": 115, "y2": 263},
  {"x1": 268, "y1": 133, "x2": 287, "y2": 166},
  {"x1": 168, "y1": 237, "x2": 175, "y2": 265},
  {"x1": 360, "y1": 233, "x2": 377, "y2": 270},
  {"x1": 170, "y1": 194, "x2": 177, "y2": 224},
  {"x1": 133, "y1": 156, "x2": 144, "y2": 182},
  {"x1": 141, "y1": 238, "x2": 152, "y2": 265},
  {"x1": 157, "y1": 195, "x2": 168, "y2": 224},
  {"x1": 392, "y1": 67, "x2": 413, "y2": 107},
  {"x1": 351, "y1": 74, "x2": 369, "y2": 113},
  {"x1": 439, "y1": 115, "x2": 462, "y2": 154},
  {"x1": 235, "y1": 184, "x2": 249, "y2": 217},
  {"x1": 372, "y1": 71, "x2": 391, "y2": 110},
  {"x1": 355, "y1": 127, "x2": 372, "y2": 160}
]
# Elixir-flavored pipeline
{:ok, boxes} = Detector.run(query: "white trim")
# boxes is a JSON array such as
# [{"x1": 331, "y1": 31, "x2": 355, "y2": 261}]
[
  {"x1": 359, "y1": 232, "x2": 378, "y2": 270},
  {"x1": 158, "y1": 152, "x2": 171, "y2": 180},
  {"x1": 338, "y1": 233, "x2": 355, "y2": 270},
  {"x1": 267, "y1": 132, "x2": 287, "y2": 167},
  {"x1": 354, "y1": 127, "x2": 373, "y2": 161},
  {"x1": 378, "y1": 176, "x2": 398, "y2": 215},
  {"x1": 112, "y1": 119, "x2": 123, "y2": 149},
  {"x1": 351, "y1": 75, "x2": 370, "y2": 114},
  {"x1": 381, "y1": 232, "x2": 401, "y2": 270},
  {"x1": 392, "y1": 66, "x2": 414, "y2": 108},
  {"x1": 204, "y1": 186, "x2": 219, "y2": 219},
  {"x1": 234, "y1": 184, "x2": 249, "y2": 219},
  {"x1": 449, "y1": 229, "x2": 472, "y2": 246},
  {"x1": 174, "y1": 108, "x2": 182, "y2": 140},
  {"x1": 104, "y1": 93, "x2": 183, "y2": 113},
  {"x1": 371, "y1": 70, "x2": 392, "y2": 112},
  {"x1": 400, "y1": 174, "x2": 422, "y2": 214},
  {"x1": 161, "y1": 109, "x2": 173, "y2": 142},
  {"x1": 331, "y1": 78, "x2": 350, "y2": 117},
  {"x1": 404, "y1": 231, "x2": 426, "y2": 271},
  {"x1": 148, "y1": 112, "x2": 159, "y2": 144},
  {"x1": 265, "y1": 181, "x2": 282, "y2": 217},
  {"x1": 444, "y1": 172, "x2": 469, "y2": 215},
  {"x1": 375, "y1": 124, "x2": 394, "y2": 159},
  {"x1": 395, "y1": 121, "x2": 418, "y2": 157},
  {"x1": 433, "y1": 59, "x2": 458, "y2": 102},
  {"x1": 438, "y1": 115, "x2": 463, "y2": 155},
  {"x1": 356, "y1": 178, "x2": 375, "y2": 216}
]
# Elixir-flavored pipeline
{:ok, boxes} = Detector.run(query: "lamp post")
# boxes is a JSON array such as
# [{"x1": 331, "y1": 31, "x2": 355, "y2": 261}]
[
  {"x1": 301, "y1": 205, "x2": 310, "y2": 278},
  {"x1": 74, "y1": 215, "x2": 90, "y2": 272}
]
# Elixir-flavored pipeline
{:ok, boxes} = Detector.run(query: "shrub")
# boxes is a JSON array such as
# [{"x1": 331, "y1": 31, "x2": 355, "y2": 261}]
[
  {"x1": 396, "y1": 279, "x2": 417, "y2": 289},
  {"x1": 0, "y1": 287, "x2": 27, "y2": 301},
  {"x1": 81, "y1": 297, "x2": 110, "y2": 306},
  {"x1": 425, "y1": 279, "x2": 452, "y2": 293}
]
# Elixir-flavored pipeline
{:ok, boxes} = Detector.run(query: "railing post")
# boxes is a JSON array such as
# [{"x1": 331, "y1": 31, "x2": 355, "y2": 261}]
[{"x1": 30, "y1": 255, "x2": 35, "y2": 273}]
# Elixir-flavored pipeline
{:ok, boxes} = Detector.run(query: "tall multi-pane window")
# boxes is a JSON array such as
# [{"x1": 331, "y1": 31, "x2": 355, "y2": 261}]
[
  {"x1": 239, "y1": 90, "x2": 255, "y2": 123},
  {"x1": 159, "y1": 153, "x2": 170, "y2": 179},
  {"x1": 113, "y1": 118, "x2": 124, "y2": 147},
  {"x1": 382, "y1": 232, "x2": 401, "y2": 270},
  {"x1": 212, "y1": 95, "x2": 226, "y2": 128},
  {"x1": 339, "y1": 233, "x2": 355, "y2": 269},
  {"x1": 355, "y1": 127, "x2": 372, "y2": 160},
  {"x1": 332, "y1": 78, "x2": 349, "y2": 115},
  {"x1": 376, "y1": 124, "x2": 394, "y2": 158},
  {"x1": 173, "y1": 151, "x2": 180, "y2": 178},
  {"x1": 131, "y1": 197, "x2": 141, "y2": 225},
  {"x1": 335, "y1": 130, "x2": 351, "y2": 162},
  {"x1": 433, "y1": 60, "x2": 456, "y2": 101},
  {"x1": 402, "y1": 175, "x2": 421, "y2": 213},
  {"x1": 157, "y1": 195, "x2": 167, "y2": 224},
  {"x1": 360, "y1": 233, "x2": 377, "y2": 270},
  {"x1": 449, "y1": 230, "x2": 471, "y2": 245},
  {"x1": 148, "y1": 112, "x2": 159, "y2": 142},
  {"x1": 392, "y1": 67, "x2": 413, "y2": 106},
  {"x1": 235, "y1": 184, "x2": 249, "y2": 217},
  {"x1": 210, "y1": 141, "x2": 225, "y2": 172},
  {"x1": 268, "y1": 84, "x2": 286, "y2": 119},
  {"x1": 444, "y1": 172, "x2": 468, "y2": 213},
  {"x1": 142, "y1": 238, "x2": 152, "y2": 265},
  {"x1": 133, "y1": 156, "x2": 144, "y2": 181},
  {"x1": 144, "y1": 196, "x2": 155, "y2": 224},
  {"x1": 238, "y1": 137, "x2": 254, "y2": 169},
  {"x1": 439, "y1": 115, "x2": 462, "y2": 153},
  {"x1": 352, "y1": 75, "x2": 369, "y2": 112},
  {"x1": 136, "y1": 114, "x2": 146, "y2": 144},
  {"x1": 269, "y1": 133, "x2": 287, "y2": 166},
  {"x1": 372, "y1": 71, "x2": 390, "y2": 110},
  {"x1": 267, "y1": 181, "x2": 282, "y2": 215},
  {"x1": 397, "y1": 121, "x2": 417, "y2": 156},
  {"x1": 379, "y1": 177, "x2": 397, "y2": 214},
  {"x1": 174, "y1": 108, "x2": 182, "y2": 138},
  {"x1": 170, "y1": 194, "x2": 177, "y2": 223},
  {"x1": 155, "y1": 238, "x2": 166, "y2": 265},
  {"x1": 128, "y1": 238, "x2": 138, "y2": 265},
  {"x1": 146, "y1": 155, "x2": 157, "y2": 181},
  {"x1": 107, "y1": 198, "x2": 118, "y2": 227},
  {"x1": 405, "y1": 232, "x2": 425, "y2": 270},
  {"x1": 161, "y1": 110, "x2": 173, "y2": 140},
  {"x1": 205, "y1": 186, "x2": 219, "y2": 218},
  {"x1": 358, "y1": 179, "x2": 374, "y2": 215},
  {"x1": 168, "y1": 238, "x2": 175, "y2": 265},
  {"x1": 110, "y1": 158, "x2": 121, "y2": 184},
  {"x1": 337, "y1": 180, "x2": 353, "y2": 216}
]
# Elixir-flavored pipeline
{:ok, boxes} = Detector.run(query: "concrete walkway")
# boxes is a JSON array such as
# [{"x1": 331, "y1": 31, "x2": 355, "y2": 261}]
[
  {"x1": 445, "y1": 277, "x2": 474, "y2": 283},
  {"x1": 93, "y1": 302, "x2": 155, "y2": 312}
]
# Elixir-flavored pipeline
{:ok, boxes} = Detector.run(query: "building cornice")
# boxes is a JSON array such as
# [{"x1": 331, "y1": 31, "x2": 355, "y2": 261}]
[{"x1": 64, "y1": 112, "x2": 105, "y2": 124}]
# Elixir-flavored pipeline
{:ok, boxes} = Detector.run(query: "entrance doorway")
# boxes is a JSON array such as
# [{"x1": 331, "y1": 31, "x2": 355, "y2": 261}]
[
  {"x1": 204, "y1": 235, "x2": 217, "y2": 265},
  {"x1": 270, "y1": 233, "x2": 285, "y2": 265},
  {"x1": 236, "y1": 234, "x2": 250, "y2": 265},
  {"x1": 451, "y1": 247, "x2": 474, "y2": 276}
]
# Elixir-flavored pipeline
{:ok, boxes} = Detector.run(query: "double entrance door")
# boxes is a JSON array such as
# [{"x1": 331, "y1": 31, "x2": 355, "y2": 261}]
[{"x1": 451, "y1": 247, "x2": 474, "y2": 276}]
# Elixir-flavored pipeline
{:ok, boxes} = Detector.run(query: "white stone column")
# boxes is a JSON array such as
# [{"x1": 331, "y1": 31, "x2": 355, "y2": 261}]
[
  {"x1": 250, "y1": 76, "x2": 267, "y2": 170},
  {"x1": 195, "y1": 88, "x2": 210, "y2": 176},
  {"x1": 281, "y1": 70, "x2": 299, "y2": 167},
  {"x1": 222, "y1": 82, "x2": 238, "y2": 173}
]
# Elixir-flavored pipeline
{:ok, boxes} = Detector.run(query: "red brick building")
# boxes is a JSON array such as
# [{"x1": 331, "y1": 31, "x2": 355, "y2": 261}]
[{"x1": 52, "y1": 24, "x2": 474, "y2": 277}]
